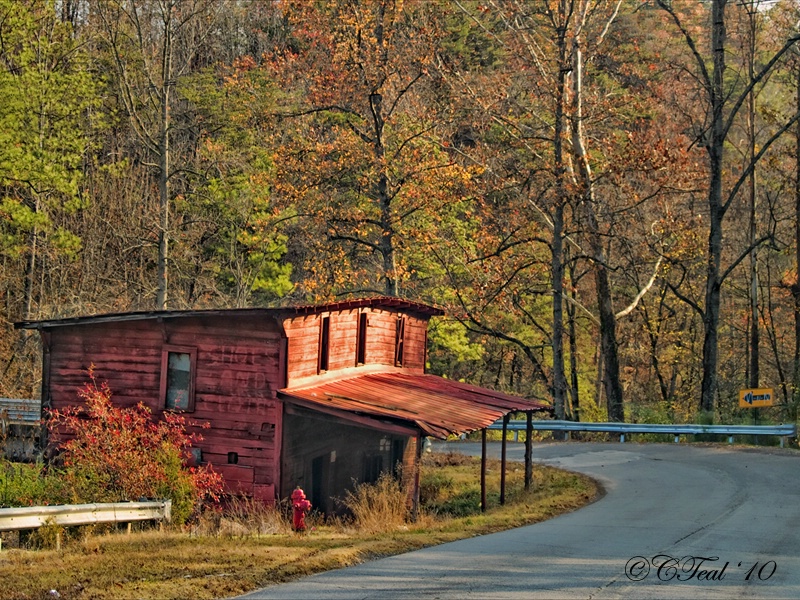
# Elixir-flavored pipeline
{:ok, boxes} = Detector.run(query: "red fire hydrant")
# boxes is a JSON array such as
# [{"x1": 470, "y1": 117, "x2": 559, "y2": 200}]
[{"x1": 291, "y1": 487, "x2": 312, "y2": 532}]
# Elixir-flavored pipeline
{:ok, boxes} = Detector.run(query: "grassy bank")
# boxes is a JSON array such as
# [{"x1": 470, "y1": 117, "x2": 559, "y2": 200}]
[{"x1": 0, "y1": 453, "x2": 600, "y2": 600}]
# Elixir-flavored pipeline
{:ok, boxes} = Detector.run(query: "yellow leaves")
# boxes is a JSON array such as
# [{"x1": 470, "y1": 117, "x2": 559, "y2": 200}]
[{"x1": 204, "y1": 138, "x2": 223, "y2": 154}]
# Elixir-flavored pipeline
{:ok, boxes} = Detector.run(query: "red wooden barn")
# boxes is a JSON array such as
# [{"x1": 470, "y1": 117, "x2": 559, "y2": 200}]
[{"x1": 17, "y1": 297, "x2": 548, "y2": 512}]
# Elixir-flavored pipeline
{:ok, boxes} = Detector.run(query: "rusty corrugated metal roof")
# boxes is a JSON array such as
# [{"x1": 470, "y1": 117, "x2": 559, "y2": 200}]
[{"x1": 279, "y1": 372, "x2": 550, "y2": 439}]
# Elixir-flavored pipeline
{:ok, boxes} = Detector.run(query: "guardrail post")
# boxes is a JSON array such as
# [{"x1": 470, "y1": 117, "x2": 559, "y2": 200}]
[
  {"x1": 728, "y1": 436, "x2": 734, "y2": 445},
  {"x1": 620, "y1": 434, "x2": 625, "y2": 443},
  {"x1": 674, "y1": 435, "x2": 679, "y2": 443}
]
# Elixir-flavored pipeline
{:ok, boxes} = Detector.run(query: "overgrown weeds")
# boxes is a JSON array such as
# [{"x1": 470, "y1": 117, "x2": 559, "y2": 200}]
[
  {"x1": 191, "y1": 497, "x2": 293, "y2": 537},
  {"x1": 341, "y1": 472, "x2": 409, "y2": 533},
  {"x1": 0, "y1": 460, "x2": 70, "y2": 507}
]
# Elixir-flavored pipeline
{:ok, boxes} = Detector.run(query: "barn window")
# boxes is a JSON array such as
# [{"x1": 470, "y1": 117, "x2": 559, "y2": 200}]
[
  {"x1": 394, "y1": 316, "x2": 406, "y2": 367},
  {"x1": 160, "y1": 345, "x2": 196, "y2": 411},
  {"x1": 356, "y1": 312, "x2": 368, "y2": 365},
  {"x1": 423, "y1": 327, "x2": 429, "y2": 367},
  {"x1": 318, "y1": 315, "x2": 330, "y2": 372}
]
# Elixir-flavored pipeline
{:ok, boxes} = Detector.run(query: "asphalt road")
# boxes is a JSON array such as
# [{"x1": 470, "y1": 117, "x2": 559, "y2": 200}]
[{"x1": 239, "y1": 441, "x2": 800, "y2": 599}]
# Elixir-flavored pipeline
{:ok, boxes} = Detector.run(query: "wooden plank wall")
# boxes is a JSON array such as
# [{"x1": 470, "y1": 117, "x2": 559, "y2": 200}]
[
  {"x1": 281, "y1": 407, "x2": 416, "y2": 514},
  {"x1": 282, "y1": 310, "x2": 358, "y2": 380},
  {"x1": 364, "y1": 311, "x2": 428, "y2": 371},
  {"x1": 283, "y1": 308, "x2": 430, "y2": 383},
  {"x1": 46, "y1": 315, "x2": 284, "y2": 498}
]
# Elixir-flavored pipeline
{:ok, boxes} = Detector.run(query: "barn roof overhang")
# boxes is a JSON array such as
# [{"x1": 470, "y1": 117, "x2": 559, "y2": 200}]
[
  {"x1": 14, "y1": 296, "x2": 443, "y2": 331},
  {"x1": 278, "y1": 372, "x2": 551, "y2": 439}
]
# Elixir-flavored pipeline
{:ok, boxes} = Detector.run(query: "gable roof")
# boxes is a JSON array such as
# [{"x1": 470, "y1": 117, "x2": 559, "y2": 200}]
[{"x1": 279, "y1": 371, "x2": 550, "y2": 439}]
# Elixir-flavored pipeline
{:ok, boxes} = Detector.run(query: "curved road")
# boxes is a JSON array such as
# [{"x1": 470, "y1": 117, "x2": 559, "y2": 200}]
[{"x1": 240, "y1": 442, "x2": 800, "y2": 599}]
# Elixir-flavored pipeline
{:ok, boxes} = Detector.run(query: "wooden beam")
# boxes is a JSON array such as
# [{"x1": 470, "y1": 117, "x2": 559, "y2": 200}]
[
  {"x1": 500, "y1": 413, "x2": 509, "y2": 505},
  {"x1": 525, "y1": 410, "x2": 533, "y2": 490},
  {"x1": 481, "y1": 428, "x2": 487, "y2": 512},
  {"x1": 40, "y1": 330, "x2": 51, "y2": 410},
  {"x1": 412, "y1": 434, "x2": 422, "y2": 521},
  {"x1": 281, "y1": 397, "x2": 420, "y2": 437}
]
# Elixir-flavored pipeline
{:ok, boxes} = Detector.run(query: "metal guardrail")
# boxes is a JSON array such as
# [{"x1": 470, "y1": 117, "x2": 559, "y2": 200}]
[
  {"x1": 0, "y1": 500, "x2": 171, "y2": 549},
  {"x1": 488, "y1": 420, "x2": 797, "y2": 447}
]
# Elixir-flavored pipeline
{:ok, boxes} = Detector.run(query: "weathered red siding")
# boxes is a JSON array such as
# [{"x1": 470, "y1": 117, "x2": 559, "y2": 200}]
[
  {"x1": 283, "y1": 308, "x2": 429, "y2": 385},
  {"x1": 46, "y1": 315, "x2": 284, "y2": 498}
]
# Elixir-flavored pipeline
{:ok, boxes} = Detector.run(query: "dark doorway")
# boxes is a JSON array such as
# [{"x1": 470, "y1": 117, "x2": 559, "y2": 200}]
[
  {"x1": 311, "y1": 455, "x2": 328, "y2": 512},
  {"x1": 362, "y1": 454, "x2": 383, "y2": 484},
  {"x1": 391, "y1": 439, "x2": 405, "y2": 477}
]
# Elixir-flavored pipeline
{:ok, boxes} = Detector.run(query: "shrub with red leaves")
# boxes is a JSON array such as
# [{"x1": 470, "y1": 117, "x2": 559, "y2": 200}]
[{"x1": 47, "y1": 373, "x2": 222, "y2": 524}]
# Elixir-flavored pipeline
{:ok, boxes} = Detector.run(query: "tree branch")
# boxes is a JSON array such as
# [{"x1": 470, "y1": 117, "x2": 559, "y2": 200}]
[
  {"x1": 615, "y1": 256, "x2": 663, "y2": 319},
  {"x1": 656, "y1": 0, "x2": 712, "y2": 95},
  {"x1": 720, "y1": 234, "x2": 771, "y2": 284},
  {"x1": 723, "y1": 109, "x2": 800, "y2": 215},
  {"x1": 722, "y1": 34, "x2": 800, "y2": 140}
]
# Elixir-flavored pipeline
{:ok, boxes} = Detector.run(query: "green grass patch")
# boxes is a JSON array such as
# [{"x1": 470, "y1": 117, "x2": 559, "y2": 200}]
[{"x1": 0, "y1": 453, "x2": 599, "y2": 599}]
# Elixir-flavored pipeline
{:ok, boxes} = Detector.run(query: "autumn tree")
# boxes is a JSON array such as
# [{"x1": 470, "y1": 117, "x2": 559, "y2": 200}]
[
  {"x1": 657, "y1": 0, "x2": 800, "y2": 416},
  {"x1": 433, "y1": 0, "x2": 676, "y2": 421},
  {"x1": 431, "y1": 0, "x2": 582, "y2": 419},
  {"x1": 262, "y1": 0, "x2": 475, "y2": 301}
]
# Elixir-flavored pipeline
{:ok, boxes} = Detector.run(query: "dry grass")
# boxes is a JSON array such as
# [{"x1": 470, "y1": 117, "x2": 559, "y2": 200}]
[
  {"x1": 341, "y1": 472, "x2": 409, "y2": 533},
  {"x1": 0, "y1": 454, "x2": 600, "y2": 600},
  {"x1": 190, "y1": 497, "x2": 294, "y2": 538}
]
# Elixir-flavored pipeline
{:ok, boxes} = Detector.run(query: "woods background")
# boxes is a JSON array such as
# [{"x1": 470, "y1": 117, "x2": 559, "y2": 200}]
[{"x1": 4, "y1": 0, "x2": 800, "y2": 427}]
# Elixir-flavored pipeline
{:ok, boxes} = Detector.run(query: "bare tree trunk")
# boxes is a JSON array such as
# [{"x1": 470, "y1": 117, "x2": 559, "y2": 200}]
[
  {"x1": 699, "y1": 0, "x2": 727, "y2": 416},
  {"x1": 550, "y1": 0, "x2": 569, "y2": 422},
  {"x1": 567, "y1": 261, "x2": 581, "y2": 421},
  {"x1": 794, "y1": 55, "x2": 800, "y2": 418},
  {"x1": 746, "y1": 2, "x2": 759, "y2": 389},
  {"x1": 98, "y1": 0, "x2": 221, "y2": 311},
  {"x1": 157, "y1": 73, "x2": 171, "y2": 311},
  {"x1": 23, "y1": 225, "x2": 38, "y2": 321},
  {"x1": 571, "y1": 24, "x2": 624, "y2": 421},
  {"x1": 373, "y1": 4, "x2": 397, "y2": 298},
  {"x1": 658, "y1": 0, "x2": 800, "y2": 416}
]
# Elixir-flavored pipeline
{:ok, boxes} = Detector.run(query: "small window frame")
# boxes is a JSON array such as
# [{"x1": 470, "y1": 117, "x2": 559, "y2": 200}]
[
  {"x1": 355, "y1": 311, "x2": 368, "y2": 366},
  {"x1": 394, "y1": 316, "x2": 406, "y2": 367},
  {"x1": 160, "y1": 345, "x2": 197, "y2": 412},
  {"x1": 318, "y1": 315, "x2": 331, "y2": 373}
]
